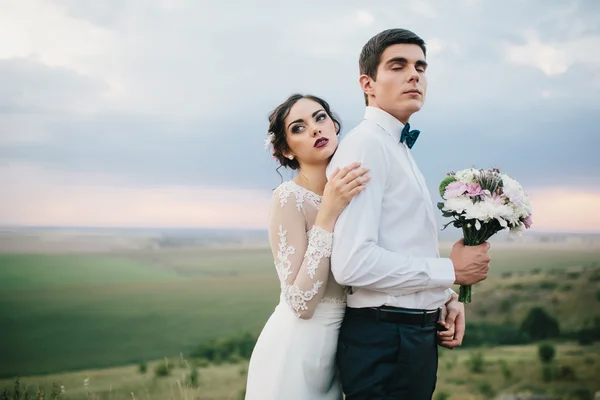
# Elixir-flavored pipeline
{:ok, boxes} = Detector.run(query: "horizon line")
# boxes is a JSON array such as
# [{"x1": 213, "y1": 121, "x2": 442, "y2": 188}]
[{"x1": 2, "y1": 224, "x2": 600, "y2": 236}]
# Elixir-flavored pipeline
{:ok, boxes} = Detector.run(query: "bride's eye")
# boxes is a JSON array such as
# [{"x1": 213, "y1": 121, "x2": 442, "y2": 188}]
[
  {"x1": 316, "y1": 113, "x2": 327, "y2": 122},
  {"x1": 291, "y1": 125, "x2": 304, "y2": 133}
]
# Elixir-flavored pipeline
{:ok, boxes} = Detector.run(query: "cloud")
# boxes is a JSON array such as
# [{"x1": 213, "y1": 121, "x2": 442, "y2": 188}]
[
  {"x1": 504, "y1": 30, "x2": 569, "y2": 76},
  {"x1": 356, "y1": 10, "x2": 375, "y2": 26},
  {"x1": 0, "y1": 0, "x2": 116, "y2": 77},
  {"x1": 0, "y1": 0, "x2": 598, "y2": 230},
  {"x1": 277, "y1": 9, "x2": 380, "y2": 59},
  {"x1": 504, "y1": 28, "x2": 600, "y2": 77},
  {"x1": 0, "y1": 59, "x2": 108, "y2": 114},
  {"x1": 409, "y1": 1, "x2": 438, "y2": 18}
]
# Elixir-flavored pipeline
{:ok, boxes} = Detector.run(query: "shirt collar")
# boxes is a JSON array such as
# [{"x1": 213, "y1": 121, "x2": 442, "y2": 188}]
[{"x1": 364, "y1": 106, "x2": 405, "y2": 143}]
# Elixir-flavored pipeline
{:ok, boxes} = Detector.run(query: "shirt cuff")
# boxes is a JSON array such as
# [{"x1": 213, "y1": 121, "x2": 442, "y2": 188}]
[
  {"x1": 444, "y1": 287, "x2": 457, "y2": 303},
  {"x1": 427, "y1": 258, "x2": 455, "y2": 289}
]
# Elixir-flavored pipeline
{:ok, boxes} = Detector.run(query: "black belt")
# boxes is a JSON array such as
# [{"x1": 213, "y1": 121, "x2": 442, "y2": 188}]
[{"x1": 349, "y1": 306, "x2": 441, "y2": 326}]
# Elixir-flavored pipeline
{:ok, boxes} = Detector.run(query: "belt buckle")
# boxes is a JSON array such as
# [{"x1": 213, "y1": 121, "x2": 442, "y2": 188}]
[{"x1": 420, "y1": 308, "x2": 440, "y2": 327}]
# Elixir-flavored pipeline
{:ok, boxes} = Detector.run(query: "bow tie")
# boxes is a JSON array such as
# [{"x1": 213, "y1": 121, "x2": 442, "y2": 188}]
[{"x1": 400, "y1": 123, "x2": 420, "y2": 149}]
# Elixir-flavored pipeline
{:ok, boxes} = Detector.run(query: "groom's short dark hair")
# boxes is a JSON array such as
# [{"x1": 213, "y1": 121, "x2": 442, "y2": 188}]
[{"x1": 359, "y1": 29, "x2": 427, "y2": 105}]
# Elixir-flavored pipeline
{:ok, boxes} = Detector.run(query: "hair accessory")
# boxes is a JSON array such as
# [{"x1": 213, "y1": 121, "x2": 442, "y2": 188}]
[{"x1": 264, "y1": 131, "x2": 276, "y2": 150}]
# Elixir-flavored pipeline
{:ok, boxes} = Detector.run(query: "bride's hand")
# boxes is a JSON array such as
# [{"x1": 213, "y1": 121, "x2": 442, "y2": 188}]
[{"x1": 316, "y1": 162, "x2": 370, "y2": 231}]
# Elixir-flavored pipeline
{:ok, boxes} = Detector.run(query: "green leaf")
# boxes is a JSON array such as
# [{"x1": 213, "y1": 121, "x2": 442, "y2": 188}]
[{"x1": 439, "y1": 176, "x2": 456, "y2": 198}]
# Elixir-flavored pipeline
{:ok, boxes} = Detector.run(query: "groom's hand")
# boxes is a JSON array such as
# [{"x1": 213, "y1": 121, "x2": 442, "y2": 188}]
[
  {"x1": 437, "y1": 295, "x2": 465, "y2": 349},
  {"x1": 450, "y1": 239, "x2": 490, "y2": 285}
]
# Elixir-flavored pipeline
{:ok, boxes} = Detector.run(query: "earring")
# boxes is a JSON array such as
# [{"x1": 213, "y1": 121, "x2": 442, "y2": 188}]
[{"x1": 288, "y1": 155, "x2": 294, "y2": 160}]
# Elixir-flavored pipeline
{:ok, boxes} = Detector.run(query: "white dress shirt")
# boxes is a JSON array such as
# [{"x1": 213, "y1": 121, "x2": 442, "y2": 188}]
[{"x1": 326, "y1": 106, "x2": 456, "y2": 310}]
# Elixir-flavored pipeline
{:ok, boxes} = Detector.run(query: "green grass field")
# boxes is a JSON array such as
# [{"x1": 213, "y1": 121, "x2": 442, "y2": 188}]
[
  {"x1": 0, "y1": 249, "x2": 279, "y2": 377},
  {"x1": 1, "y1": 342, "x2": 598, "y2": 400},
  {"x1": 0, "y1": 254, "x2": 183, "y2": 291},
  {"x1": 0, "y1": 245, "x2": 599, "y2": 379}
]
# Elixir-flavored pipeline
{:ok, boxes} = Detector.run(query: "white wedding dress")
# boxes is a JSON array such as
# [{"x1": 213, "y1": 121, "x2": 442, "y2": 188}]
[{"x1": 245, "y1": 180, "x2": 347, "y2": 400}]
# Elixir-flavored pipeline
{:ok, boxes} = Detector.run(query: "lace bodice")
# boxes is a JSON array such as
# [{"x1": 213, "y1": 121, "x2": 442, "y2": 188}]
[{"x1": 268, "y1": 180, "x2": 347, "y2": 318}]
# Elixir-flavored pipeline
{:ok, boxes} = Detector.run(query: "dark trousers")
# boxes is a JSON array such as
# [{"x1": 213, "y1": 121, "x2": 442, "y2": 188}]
[{"x1": 336, "y1": 307, "x2": 439, "y2": 400}]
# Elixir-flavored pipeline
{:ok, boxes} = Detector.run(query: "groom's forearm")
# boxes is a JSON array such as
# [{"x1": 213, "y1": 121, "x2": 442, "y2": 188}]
[{"x1": 331, "y1": 241, "x2": 455, "y2": 295}]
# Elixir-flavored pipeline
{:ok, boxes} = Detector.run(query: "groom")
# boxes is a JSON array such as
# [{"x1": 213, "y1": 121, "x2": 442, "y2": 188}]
[{"x1": 327, "y1": 28, "x2": 491, "y2": 399}]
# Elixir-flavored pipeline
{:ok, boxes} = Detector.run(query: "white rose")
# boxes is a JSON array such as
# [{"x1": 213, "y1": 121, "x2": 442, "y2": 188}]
[{"x1": 454, "y1": 168, "x2": 479, "y2": 184}]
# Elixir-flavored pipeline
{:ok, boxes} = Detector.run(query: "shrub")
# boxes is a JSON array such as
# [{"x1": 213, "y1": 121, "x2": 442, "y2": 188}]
[
  {"x1": 577, "y1": 329, "x2": 594, "y2": 345},
  {"x1": 435, "y1": 391, "x2": 450, "y2": 400},
  {"x1": 557, "y1": 365, "x2": 576, "y2": 381},
  {"x1": 229, "y1": 354, "x2": 244, "y2": 364},
  {"x1": 566, "y1": 271, "x2": 581, "y2": 279},
  {"x1": 467, "y1": 351, "x2": 484, "y2": 373},
  {"x1": 549, "y1": 269, "x2": 561, "y2": 275},
  {"x1": 478, "y1": 382, "x2": 495, "y2": 398},
  {"x1": 186, "y1": 367, "x2": 199, "y2": 388},
  {"x1": 461, "y1": 322, "x2": 531, "y2": 347},
  {"x1": 576, "y1": 315, "x2": 600, "y2": 345},
  {"x1": 191, "y1": 331, "x2": 257, "y2": 364},
  {"x1": 583, "y1": 356, "x2": 594, "y2": 365},
  {"x1": 138, "y1": 362, "x2": 147, "y2": 374},
  {"x1": 538, "y1": 342, "x2": 556, "y2": 364},
  {"x1": 1, "y1": 379, "x2": 64, "y2": 400},
  {"x1": 520, "y1": 307, "x2": 560, "y2": 340},
  {"x1": 447, "y1": 377, "x2": 467, "y2": 385},
  {"x1": 499, "y1": 299, "x2": 512, "y2": 313},
  {"x1": 567, "y1": 388, "x2": 592, "y2": 400},
  {"x1": 195, "y1": 358, "x2": 210, "y2": 368},
  {"x1": 154, "y1": 359, "x2": 172, "y2": 377},
  {"x1": 499, "y1": 359, "x2": 512, "y2": 380},
  {"x1": 539, "y1": 281, "x2": 558, "y2": 290}
]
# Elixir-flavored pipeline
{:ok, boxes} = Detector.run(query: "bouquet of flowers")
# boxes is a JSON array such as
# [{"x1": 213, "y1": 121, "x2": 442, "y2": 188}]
[{"x1": 437, "y1": 167, "x2": 533, "y2": 303}]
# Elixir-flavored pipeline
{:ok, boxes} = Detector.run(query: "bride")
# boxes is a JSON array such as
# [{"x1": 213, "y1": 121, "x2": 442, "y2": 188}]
[{"x1": 244, "y1": 94, "x2": 370, "y2": 399}]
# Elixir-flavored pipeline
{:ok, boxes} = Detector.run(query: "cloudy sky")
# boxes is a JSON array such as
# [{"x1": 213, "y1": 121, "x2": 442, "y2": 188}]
[{"x1": 1, "y1": 0, "x2": 599, "y2": 232}]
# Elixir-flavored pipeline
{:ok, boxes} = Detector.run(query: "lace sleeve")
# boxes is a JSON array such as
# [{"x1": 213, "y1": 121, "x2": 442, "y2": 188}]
[{"x1": 268, "y1": 187, "x2": 333, "y2": 319}]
